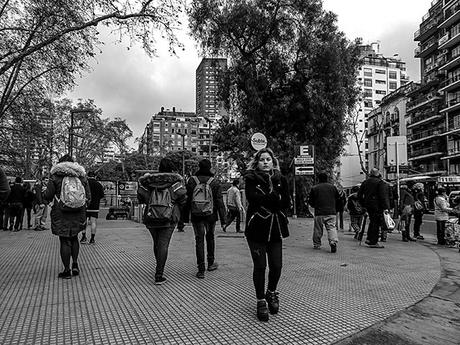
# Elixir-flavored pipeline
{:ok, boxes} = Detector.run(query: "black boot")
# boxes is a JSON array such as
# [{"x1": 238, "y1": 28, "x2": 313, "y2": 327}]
[
  {"x1": 265, "y1": 290, "x2": 279, "y2": 314},
  {"x1": 257, "y1": 300, "x2": 269, "y2": 322},
  {"x1": 402, "y1": 231, "x2": 409, "y2": 242}
]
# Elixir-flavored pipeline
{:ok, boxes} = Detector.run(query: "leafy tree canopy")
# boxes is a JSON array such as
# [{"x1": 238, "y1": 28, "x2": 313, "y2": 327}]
[{"x1": 189, "y1": 0, "x2": 361, "y2": 173}]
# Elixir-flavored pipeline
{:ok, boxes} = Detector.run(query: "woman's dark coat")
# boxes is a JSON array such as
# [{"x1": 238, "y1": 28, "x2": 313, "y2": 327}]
[
  {"x1": 44, "y1": 161, "x2": 90, "y2": 237},
  {"x1": 244, "y1": 169, "x2": 290, "y2": 243}
]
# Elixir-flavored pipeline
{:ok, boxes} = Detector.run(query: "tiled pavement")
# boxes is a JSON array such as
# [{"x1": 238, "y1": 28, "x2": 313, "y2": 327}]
[{"x1": 0, "y1": 217, "x2": 441, "y2": 345}]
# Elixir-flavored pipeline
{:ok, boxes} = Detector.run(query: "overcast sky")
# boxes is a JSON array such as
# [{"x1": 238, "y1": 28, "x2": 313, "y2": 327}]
[{"x1": 65, "y1": 0, "x2": 430, "y2": 147}]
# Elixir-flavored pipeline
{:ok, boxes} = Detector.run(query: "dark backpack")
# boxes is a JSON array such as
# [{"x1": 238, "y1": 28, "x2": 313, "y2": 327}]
[
  {"x1": 348, "y1": 196, "x2": 364, "y2": 215},
  {"x1": 191, "y1": 176, "x2": 214, "y2": 216},
  {"x1": 145, "y1": 187, "x2": 174, "y2": 224}
]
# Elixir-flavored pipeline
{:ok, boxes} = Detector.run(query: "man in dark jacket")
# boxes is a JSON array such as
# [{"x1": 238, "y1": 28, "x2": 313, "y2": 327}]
[
  {"x1": 358, "y1": 168, "x2": 390, "y2": 248},
  {"x1": 81, "y1": 171, "x2": 105, "y2": 244},
  {"x1": 183, "y1": 159, "x2": 226, "y2": 279},
  {"x1": 308, "y1": 172, "x2": 341, "y2": 253},
  {"x1": 0, "y1": 168, "x2": 10, "y2": 230},
  {"x1": 7, "y1": 176, "x2": 25, "y2": 231}
]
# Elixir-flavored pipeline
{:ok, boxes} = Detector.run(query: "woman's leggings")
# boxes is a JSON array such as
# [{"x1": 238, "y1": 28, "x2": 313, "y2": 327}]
[
  {"x1": 59, "y1": 236, "x2": 79, "y2": 269},
  {"x1": 247, "y1": 240, "x2": 282, "y2": 299}
]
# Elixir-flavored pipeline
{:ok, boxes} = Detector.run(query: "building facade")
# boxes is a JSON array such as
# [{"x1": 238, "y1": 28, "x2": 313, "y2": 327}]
[
  {"x1": 339, "y1": 44, "x2": 409, "y2": 188},
  {"x1": 196, "y1": 58, "x2": 228, "y2": 120}
]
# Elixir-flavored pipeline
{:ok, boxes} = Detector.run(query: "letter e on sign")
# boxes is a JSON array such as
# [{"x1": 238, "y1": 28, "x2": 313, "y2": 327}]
[{"x1": 251, "y1": 133, "x2": 267, "y2": 150}]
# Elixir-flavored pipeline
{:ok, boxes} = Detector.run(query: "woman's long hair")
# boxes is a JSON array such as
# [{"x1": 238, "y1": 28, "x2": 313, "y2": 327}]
[{"x1": 247, "y1": 148, "x2": 280, "y2": 171}]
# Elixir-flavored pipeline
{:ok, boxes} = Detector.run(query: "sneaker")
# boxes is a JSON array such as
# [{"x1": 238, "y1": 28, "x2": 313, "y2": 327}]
[
  {"x1": 367, "y1": 243, "x2": 385, "y2": 248},
  {"x1": 416, "y1": 235, "x2": 424, "y2": 240},
  {"x1": 58, "y1": 270, "x2": 71, "y2": 279},
  {"x1": 313, "y1": 245, "x2": 321, "y2": 250},
  {"x1": 330, "y1": 243, "x2": 337, "y2": 253},
  {"x1": 89, "y1": 238, "x2": 95, "y2": 244},
  {"x1": 208, "y1": 262, "x2": 218, "y2": 271},
  {"x1": 196, "y1": 271, "x2": 205, "y2": 279},
  {"x1": 257, "y1": 300, "x2": 269, "y2": 322},
  {"x1": 265, "y1": 290, "x2": 279, "y2": 314},
  {"x1": 80, "y1": 236, "x2": 87, "y2": 244},
  {"x1": 71, "y1": 263, "x2": 79, "y2": 276},
  {"x1": 154, "y1": 276, "x2": 167, "y2": 285}
]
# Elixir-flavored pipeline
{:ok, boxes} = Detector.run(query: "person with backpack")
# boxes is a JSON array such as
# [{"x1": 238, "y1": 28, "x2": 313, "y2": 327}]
[
  {"x1": 244, "y1": 148, "x2": 290, "y2": 322},
  {"x1": 223, "y1": 179, "x2": 244, "y2": 233},
  {"x1": 183, "y1": 159, "x2": 226, "y2": 279},
  {"x1": 44, "y1": 154, "x2": 90, "y2": 279},
  {"x1": 137, "y1": 158, "x2": 187, "y2": 285},
  {"x1": 81, "y1": 171, "x2": 105, "y2": 245},
  {"x1": 346, "y1": 185, "x2": 365, "y2": 239}
]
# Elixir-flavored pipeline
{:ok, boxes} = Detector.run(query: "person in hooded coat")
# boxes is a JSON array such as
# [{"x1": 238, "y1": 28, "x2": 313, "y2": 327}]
[
  {"x1": 137, "y1": 158, "x2": 187, "y2": 285},
  {"x1": 44, "y1": 154, "x2": 90, "y2": 279}
]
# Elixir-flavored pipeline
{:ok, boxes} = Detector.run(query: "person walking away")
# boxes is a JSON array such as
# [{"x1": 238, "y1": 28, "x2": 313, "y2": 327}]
[
  {"x1": 399, "y1": 184, "x2": 416, "y2": 242},
  {"x1": 412, "y1": 182, "x2": 426, "y2": 240},
  {"x1": 346, "y1": 185, "x2": 365, "y2": 239},
  {"x1": 183, "y1": 159, "x2": 226, "y2": 279},
  {"x1": 22, "y1": 182, "x2": 35, "y2": 229},
  {"x1": 309, "y1": 172, "x2": 341, "y2": 253},
  {"x1": 44, "y1": 154, "x2": 90, "y2": 279},
  {"x1": 7, "y1": 177, "x2": 25, "y2": 231},
  {"x1": 81, "y1": 171, "x2": 105, "y2": 244},
  {"x1": 244, "y1": 148, "x2": 290, "y2": 322},
  {"x1": 33, "y1": 178, "x2": 49, "y2": 231},
  {"x1": 434, "y1": 186, "x2": 452, "y2": 246},
  {"x1": 0, "y1": 168, "x2": 10, "y2": 230},
  {"x1": 357, "y1": 168, "x2": 390, "y2": 248},
  {"x1": 223, "y1": 179, "x2": 244, "y2": 233},
  {"x1": 137, "y1": 158, "x2": 186, "y2": 285}
]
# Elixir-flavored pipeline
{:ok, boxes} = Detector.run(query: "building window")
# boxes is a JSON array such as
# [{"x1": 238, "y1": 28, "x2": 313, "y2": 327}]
[
  {"x1": 375, "y1": 90, "x2": 386, "y2": 95},
  {"x1": 389, "y1": 71, "x2": 397, "y2": 79},
  {"x1": 364, "y1": 99, "x2": 373, "y2": 108},
  {"x1": 375, "y1": 69, "x2": 386, "y2": 74},
  {"x1": 363, "y1": 68, "x2": 372, "y2": 77},
  {"x1": 389, "y1": 81, "x2": 397, "y2": 89},
  {"x1": 375, "y1": 80, "x2": 386, "y2": 85},
  {"x1": 364, "y1": 79, "x2": 372, "y2": 87},
  {"x1": 364, "y1": 89, "x2": 373, "y2": 97}
]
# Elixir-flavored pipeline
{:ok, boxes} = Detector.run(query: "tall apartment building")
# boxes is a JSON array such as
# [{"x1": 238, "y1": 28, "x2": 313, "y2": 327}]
[
  {"x1": 195, "y1": 58, "x2": 228, "y2": 120},
  {"x1": 339, "y1": 44, "x2": 409, "y2": 188}
]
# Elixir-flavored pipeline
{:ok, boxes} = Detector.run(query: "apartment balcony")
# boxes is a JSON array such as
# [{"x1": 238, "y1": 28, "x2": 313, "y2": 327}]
[
  {"x1": 439, "y1": 31, "x2": 460, "y2": 50},
  {"x1": 409, "y1": 147, "x2": 445, "y2": 160},
  {"x1": 407, "y1": 113, "x2": 442, "y2": 129},
  {"x1": 439, "y1": 1, "x2": 460, "y2": 29},
  {"x1": 440, "y1": 95, "x2": 460, "y2": 112},
  {"x1": 415, "y1": 16, "x2": 440, "y2": 41},
  {"x1": 406, "y1": 93, "x2": 442, "y2": 112},
  {"x1": 442, "y1": 118, "x2": 460, "y2": 136},
  {"x1": 439, "y1": 73, "x2": 460, "y2": 92},
  {"x1": 415, "y1": 39, "x2": 438, "y2": 58},
  {"x1": 411, "y1": 163, "x2": 446, "y2": 174},
  {"x1": 439, "y1": 53, "x2": 460, "y2": 71},
  {"x1": 408, "y1": 127, "x2": 445, "y2": 144}
]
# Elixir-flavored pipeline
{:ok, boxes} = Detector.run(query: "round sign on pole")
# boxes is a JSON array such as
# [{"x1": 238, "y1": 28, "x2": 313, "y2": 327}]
[{"x1": 251, "y1": 133, "x2": 267, "y2": 150}]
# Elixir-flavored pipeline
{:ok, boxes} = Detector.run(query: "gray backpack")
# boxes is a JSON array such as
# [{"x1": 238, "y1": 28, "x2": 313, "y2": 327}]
[{"x1": 191, "y1": 176, "x2": 214, "y2": 216}]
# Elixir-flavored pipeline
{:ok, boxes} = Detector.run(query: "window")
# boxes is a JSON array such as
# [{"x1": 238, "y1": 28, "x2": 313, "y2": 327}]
[
  {"x1": 389, "y1": 71, "x2": 397, "y2": 79},
  {"x1": 364, "y1": 99, "x2": 373, "y2": 108},
  {"x1": 389, "y1": 81, "x2": 397, "y2": 89},
  {"x1": 375, "y1": 69, "x2": 386, "y2": 74},
  {"x1": 363, "y1": 68, "x2": 372, "y2": 77},
  {"x1": 375, "y1": 90, "x2": 386, "y2": 95},
  {"x1": 364, "y1": 89, "x2": 373, "y2": 97},
  {"x1": 375, "y1": 80, "x2": 386, "y2": 85},
  {"x1": 364, "y1": 79, "x2": 372, "y2": 87}
]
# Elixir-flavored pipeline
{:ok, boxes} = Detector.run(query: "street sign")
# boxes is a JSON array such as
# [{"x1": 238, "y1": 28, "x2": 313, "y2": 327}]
[
  {"x1": 295, "y1": 166, "x2": 314, "y2": 175},
  {"x1": 295, "y1": 157, "x2": 314, "y2": 165},
  {"x1": 299, "y1": 145, "x2": 314, "y2": 157},
  {"x1": 387, "y1": 136, "x2": 407, "y2": 166},
  {"x1": 250, "y1": 133, "x2": 267, "y2": 150}
]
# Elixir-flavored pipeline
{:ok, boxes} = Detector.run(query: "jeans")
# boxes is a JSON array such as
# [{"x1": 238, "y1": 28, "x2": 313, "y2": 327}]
[
  {"x1": 192, "y1": 220, "x2": 216, "y2": 272},
  {"x1": 313, "y1": 215, "x2": 338, "y2": 247},
  {"x1": 247, "y1": 240, "x2": 282, "y2": 299},
  {"x1": 34, "y1": 205, "x2": 48, "y2": 228},
  {"x1": 147, "y1": 225, "x2": 175, "y2": 278},
  {"x1": 8, "y1": 203, "x2": 23, "y2": 230},
  {"x1": 413, "y1": 210, "x2": 423, "y2": 237},
  {"x1": 436, "y1": 220, "x2": 446, "y2": 245},
  {"x1": 225, "y1": 206, "x2": 241, "y2": 232},
  {"x1": 366, "y1": 212, "x2": 383, "y2": 245}
]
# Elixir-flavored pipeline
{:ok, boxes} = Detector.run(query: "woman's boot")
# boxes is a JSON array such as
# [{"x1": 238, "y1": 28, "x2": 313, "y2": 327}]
[
  {"x1": 256, "y1": 300, "x2": 269, "y2": 322},
  {"x1": 265, "y1": 290, "x2": 279, "y2": 314}
]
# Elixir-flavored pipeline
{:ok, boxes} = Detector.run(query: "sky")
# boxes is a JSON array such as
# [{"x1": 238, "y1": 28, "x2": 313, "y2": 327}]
[{"x1": 65, "y1": 0, "x2": 431, "y2": 148}]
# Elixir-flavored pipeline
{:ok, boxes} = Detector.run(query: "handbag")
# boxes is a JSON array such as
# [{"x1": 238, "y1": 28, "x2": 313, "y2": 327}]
[{"x1": 383, "y1": 212, "x2": 395, "y2": 230}]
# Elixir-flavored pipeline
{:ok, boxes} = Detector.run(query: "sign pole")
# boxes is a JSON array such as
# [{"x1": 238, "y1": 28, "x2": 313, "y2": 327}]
[
  {"x1": 292, "y1": 158, "x2": 297, "y2": 219},
  {"x1": 396, "y1": 142, "x2": 400, "y2": 215}
]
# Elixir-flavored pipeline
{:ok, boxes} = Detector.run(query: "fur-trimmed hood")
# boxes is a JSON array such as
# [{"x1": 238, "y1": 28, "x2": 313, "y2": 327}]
[
  {"x1": 50, "y1": 161, "x2": 86, "y2": 177},
  {"x1": 139, "y1": 172, "x2": 183, "y2": 189}
]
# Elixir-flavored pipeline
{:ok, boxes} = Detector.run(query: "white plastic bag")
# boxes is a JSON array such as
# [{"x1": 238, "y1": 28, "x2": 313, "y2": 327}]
[{"x1": 383, "y1": 212, "x2": 395, "y2": 230}]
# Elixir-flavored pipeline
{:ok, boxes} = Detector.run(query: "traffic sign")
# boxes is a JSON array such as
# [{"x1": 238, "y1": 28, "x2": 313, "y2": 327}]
[
  {"x1": 251, "y1": 133, "x2": 267, "y2": 150},
  {"x1": 295, "y1": 157, "x2": 314, "y2": 165},
  {"x1": 299, "y1": 145, "x2": 314, "y2": 157},
  {"x1": 295, "y1": 166, "x2": 314, "y2": 175}
]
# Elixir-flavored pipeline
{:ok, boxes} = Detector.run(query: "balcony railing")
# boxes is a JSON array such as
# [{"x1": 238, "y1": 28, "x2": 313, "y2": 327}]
[
  {"x1": 408, "y1": 127, "x2": 445, "y2": 141},
  {"x1": 407, "y1": 92, "x2": 441, "y2": 111},
  {"x1": 410, "y1": 147, "x2": 444, "y2": 157},
  {"x1": 440, "y1": 73, "x2": 460, "y2": 89},
  {"x1": 415, "y1": 16, "x2": 440, "y2": 40},
  {"x1": 445, "y1": 1, "x2": 460, "y2": 21}
]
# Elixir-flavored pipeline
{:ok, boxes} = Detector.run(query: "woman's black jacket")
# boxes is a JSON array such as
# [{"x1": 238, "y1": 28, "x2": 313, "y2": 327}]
[{"x1": 244, "y1": 169, "x2": 290, "y2": 243}]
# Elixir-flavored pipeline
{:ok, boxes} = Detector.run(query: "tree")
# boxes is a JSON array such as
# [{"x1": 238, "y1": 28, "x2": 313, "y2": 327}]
[
  {"x1": 189, "y1": 0, "x2": 361, "y2": 174},
  {"x1": 0, "y1": 0, "x2": 185, "y2": 120},
  {"x1": 345, "y1": 108, "x2": 369, "y2": 175}
]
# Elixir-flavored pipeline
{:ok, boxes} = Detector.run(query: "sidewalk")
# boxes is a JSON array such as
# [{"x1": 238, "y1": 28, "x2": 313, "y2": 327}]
[{"x1": 0, "y1": 217, "x2": 458, "y2": 345}]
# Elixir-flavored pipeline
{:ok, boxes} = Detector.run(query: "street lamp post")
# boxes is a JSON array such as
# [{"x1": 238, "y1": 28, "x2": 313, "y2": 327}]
[{"x1": 178, "y1": 132, "x2": 186, "y2": 177}]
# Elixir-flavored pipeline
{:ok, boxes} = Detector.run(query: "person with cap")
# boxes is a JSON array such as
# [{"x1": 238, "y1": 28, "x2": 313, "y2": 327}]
[
  {"x1": 346, "y1": 185, "x2": 365, "y2": 238},
  {"x1": 183, "y1": 158, "x2": 226, "y2": 279},
  {"x1": 434, "y1": 186, "x2": 452, "y2": 246},
  {"x1": 81, "y1": 171, "x2": 105, "y2": 244},
  {"x1": 223, "y1": 179, "x2": 244, "y2": 233},
  {"x1": 412, "y1": 182, "x2": 427, "y2": 240},
  {"x1": 399, "y1": 184, "x2": 416, "y2": 242},
  {"x1": 357, "y1": 168, "x2": 390, "y2": 248}
]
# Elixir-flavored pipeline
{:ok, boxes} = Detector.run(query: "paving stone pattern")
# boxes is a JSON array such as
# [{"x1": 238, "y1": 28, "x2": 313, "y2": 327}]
[{"x1": 0, "y1": 218, "x2": 440, "y2": 345}]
